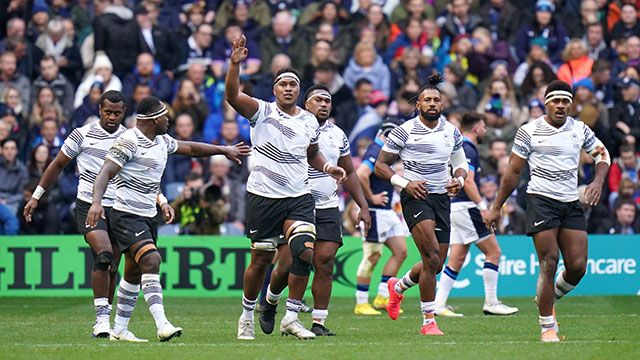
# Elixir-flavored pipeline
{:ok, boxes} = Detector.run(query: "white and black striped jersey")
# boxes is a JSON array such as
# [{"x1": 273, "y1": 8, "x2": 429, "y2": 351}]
[
  {"x1": 106, "y1": 127, "x2": 178, "y2": 217},
  {"x1": 247, "y1": 99, "x2": 320, "y2": 198},
  {"x1": 61, "y1": 121, "x2": 127, "y2": 207},
  {"x1": 309, "y1": 121, "x2": 350, "y2": 209},
  {"x1": 512, "y1": 115, "x2": 598, "y2": 202},
  {"x1": 382, "y1": 116, "x2": 464, "y2": 194}
]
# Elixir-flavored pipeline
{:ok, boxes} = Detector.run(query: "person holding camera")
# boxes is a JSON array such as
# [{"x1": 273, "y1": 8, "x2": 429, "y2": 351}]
[{"x1": 170, "y1": 172, "x2": 226, "y2": 235}]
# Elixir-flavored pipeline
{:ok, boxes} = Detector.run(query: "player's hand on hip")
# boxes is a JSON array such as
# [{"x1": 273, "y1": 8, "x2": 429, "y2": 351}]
[
  {"x1": 23, "y1": 198, "x2": 38, "y2": 223},
  {"x1": 445, "y1": 177, "x2": 462, "y2": 197},
  {"x1": 230, "y1": 34, "x2": 249, "y2": 64},
  {"x1": 484, "y1": 208, "x2": 501, "y2": 233},
  {"x1": 405, "y1": 180, "x2": 428, "y2": 200},
  {"x1": 356, "y1": 209, "x2": 372, "y2": 237},
  {"x1": 371, "y1": 191, "x2": 389, "y2": 206},
  {"x1": 86, "y1": 202, "x2": 105, "y2": 229},
  {"x1": 224, "y1": 142, "x2": 252, "y2": 165},
  {"x1": 328, "y1": 165, "x2": 347, "y2": 183},
  {"x1": 161, "y1": 203, "x2": 175, "y2": 224}
]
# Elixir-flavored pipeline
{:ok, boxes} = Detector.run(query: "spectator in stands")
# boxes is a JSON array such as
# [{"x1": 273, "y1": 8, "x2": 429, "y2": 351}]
[
  {"x1": 32, "y1": 55, "x2": 75, "y2": 119},
  {"x1": 515, "y1": 0, "x2": 569, "y2": 65},
  {"x1": 34, "y1": 18, "x2": 82, "y2": 87},
  {"x1": 213, "y1": 119, "x2": 250, "y2": 183},
  {"x1": 27, "y1": 143, "x2": 51, "y2": 182},
  {"x1": 478, "y1": 95, "x2": 518, "y2": 160},
  {"x1": 93, "y1": 0, "x2": 146, "y2": 78},
  {"x1": 123, "y1": 82, "x2": 151, "y2": 127},
  {"x1": 136, "y1": 3, "x2": 180, "y2": 73},
  {"x1": 609, "y1": 4, "x2": 640, "y2": 41},
  {"x1": 598, "y1": 198, "x2": 640, "y2": 234},
  {"x1": 163, "y1": 113, "x2": 203, "y2": 187},
  {"x1": 121, "y1": 52, "x2": 172, "y2": 102},
  {"x1": 608, "y1": 177, "x2": 638, "y2": 210},
  {"x1": 590, "y1": 59, "x2": 613, "y2": 107},
  {"x1": 608, "y1": 144, "x2": 640, "y2": 194},
  {"x1": 0, "y1": 138, "x2": 28, "y2": 216},
  {"x1": 334, "y1": 78, "x2": 372, "y2": 137},
  {"x1": 0, "y1": 51, "x2": 31, "y2": 112},
  {"x1": 18, "y1": 178, "x2": 60, "y2": 234},
  {"x1": 170, "y1": 172, "x2": 226, "y2": 235},
  {"x1": 467, "y1": 27, "x2": 516, "y2": 82},
  {"x1": 175, "y1": 0, "x2": 207, "y2": 42},
  {"x1": 0, "y1": 104, "x2": 28, "y2": 157},
  {"x1": 444, "y1": 61, "x2": 478, "y2": 111},
  {"x1": 207, "y1": 154, "x2": 246, "y2": 235},
  {"x1": 26, "y1": 1, "x2": 51, "y2": 43},
  {"x1": 349, "y1": 89, "x2": 387, "y2": 153},
  {"x1": 259, "y1": 9, "x2": 310, "y2": 78},
  {"x1": 30, "y1": 118, "x2": 63, "y2": 157},
  {"x1": 557, "y1": 39, "x2": 593, "y2": 85},
  {"x1": 215, "y1": 0, "x2": 271, "y2": 37},
  {"x1": 519, "y1": 61, "x2": 557, "y2": 104},
  {"x1": 211, "y1": 22, "x2": 261, "y2": 79},
  {"x1": 478, "y1": 0, "x2": 521, "y2": 44},
  {"x1": 0, "y1": 18, "x2": 25, "y2": 52},
  {"x1": 390, "y1": 47, "x2": 430, "y2": 97},
  {"x1": 481, "y1": 139, "x2": 508, "y2": 178},
  {"x1": 359, "y1": 4, "x2": 391, "y2": 54},
  {"x1": 73, "y1": 52, "x2": 121, "y2": 108},
  {"x1": 172, "y1": 78, "x2": 209, "y2": 133},
  {"x1": 584, "y1": 20, "x2": 610, "y2": 61},
  {"x1": 344, "y1": 41, "x2": 391, "y2": 97},
  {"x1": 563, "y1": 0, "x2": 599, "y2": 39},
  {"x1": 254, "y1": 53, "x2": 290, "y2": 101},
  {"x1": 178, "y1": 23, "x2": 215, "y2": 73},
  {"x1": 479, "y1": 78, "x2": 526, "y2": 125},
  {"x1": 611, "y1": 36, "x2": 640, "y2": 78},
  {"x1": 390, "y1": 0, "x2": 435, "y2": 41},
  {"x1": 302, "y1": 40, "x2": 339, "y2": 86},
  {"x1": 386, "y1": 17, "x2": 430, "y2": 65},
  {"x1": 29, "y1": 86, "x2": 65, "y2": 134},
  {"x1": 611, "y1": 77, "x2": 640, "y2": 152},
  {"x1": 71, "y1": 80, "x2": 102, "y2": 128},
  {"x1": 440, "y1": 0, "x2": 484, "y2": 43}
]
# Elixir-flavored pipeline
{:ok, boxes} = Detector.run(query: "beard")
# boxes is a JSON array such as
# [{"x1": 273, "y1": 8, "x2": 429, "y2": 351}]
[{"x1": 420, "y1": 108, "x2": 441, "y2": 121}]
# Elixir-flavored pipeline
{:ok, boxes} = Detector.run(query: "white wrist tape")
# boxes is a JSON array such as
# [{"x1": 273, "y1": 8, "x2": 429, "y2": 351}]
[
  {"x1": 457, "y1": 176, "x2": 465, "y2": 188},
  {"x1": 32, "y1": 185, "x2": 45, "y2": 200},
  {"x1": 390, "y1": 174, "x2": 410, "y2": 189},
  {"x1": 477, "y1": 199, "x2": 488, "y2": 211},
  {"x1": 157, "y1": 194, "x2": 168, "y2": 206},
  {"x1": 322, "y1": 162, "x2": 332, "y2": 174}
]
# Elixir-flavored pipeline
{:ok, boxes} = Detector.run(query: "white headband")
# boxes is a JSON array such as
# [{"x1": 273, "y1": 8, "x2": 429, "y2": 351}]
[
  {"x1": 544, "y1": 90, "x2": 573, "y2": 105},
  {"x1": 136, "y1": 103, "x2": 168, "y2": 120},
  {"x1": 306, "y1": 92, "x2": 332, "y2": 102},
  {"x1": 274, "y1": 72, "x2": 300, "y2": 88}
]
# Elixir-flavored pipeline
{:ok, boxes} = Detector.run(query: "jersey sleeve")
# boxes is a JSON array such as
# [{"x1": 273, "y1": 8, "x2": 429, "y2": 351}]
[
  {"x1": 60, "y1": 128, "x2": 83, "y2": 159},
  {"x1": 249, "y1": 98, "x2": 266, "y2": 127},
  {"x1": 106, "y1": 133, "x2": 137, "y2": 167},
  {"x1": 339, "y1": 131, "x2": 350, "y2": 157},
  {"x1": 382, "y1": 126, "x2": 409, "y2": 154},
  {"x1": 580, "y1": 122, "x2": 597, "y2": 153},
  {"x1": 309, "y1": 116, "x2": 320, "y2": 145},
  {"x1": 162, "y1": 134, "x2": 178, "y2": 154},
  {"x1": 452, "y1": 127, "x2": 463, "y2": 152},
  {"x1": 512, "y1": 126, "x2": 532, "y2": 159}
]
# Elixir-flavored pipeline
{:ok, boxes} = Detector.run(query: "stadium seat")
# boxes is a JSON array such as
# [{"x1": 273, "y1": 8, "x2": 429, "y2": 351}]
[{"x1": 164, "y1": 182, "x2": 185, "y2": 202}]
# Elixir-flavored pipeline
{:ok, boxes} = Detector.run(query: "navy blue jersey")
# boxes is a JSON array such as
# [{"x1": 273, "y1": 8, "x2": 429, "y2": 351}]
[
  {"x1": 362, "y1": 138, "x2": 394, "y2": 210},
  {"x1": 452, "y1": 138, "x2": 481, "y2": 203}
]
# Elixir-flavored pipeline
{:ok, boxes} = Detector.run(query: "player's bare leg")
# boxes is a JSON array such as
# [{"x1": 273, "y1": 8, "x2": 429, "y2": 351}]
[
  {"x1": 86, "y1": 230, "x2": 118, "y2": 338},
  {"x1": 411, "y1": 220, "x2": 447, "y2": 335},
  {"x1": 372, "y1": 236, "x2": 407, "y2": 311},
  {"x1": 311, "y1": 240, "x2": 340, "y2": 335},
  {"x1": 533, "y1": 228, "x2": 563, "y2": 342}
]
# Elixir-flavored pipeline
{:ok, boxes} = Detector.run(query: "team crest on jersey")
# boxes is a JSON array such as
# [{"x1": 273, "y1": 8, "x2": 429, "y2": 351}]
[{"x1": 572, "y1": 133, "x2": 579, "y2": 143}]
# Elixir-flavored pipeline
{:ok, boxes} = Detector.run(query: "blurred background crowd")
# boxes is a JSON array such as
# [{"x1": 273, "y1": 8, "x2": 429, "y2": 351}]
[{"x1": 1, "y1": 0, "x2": 640, "y2": 236}]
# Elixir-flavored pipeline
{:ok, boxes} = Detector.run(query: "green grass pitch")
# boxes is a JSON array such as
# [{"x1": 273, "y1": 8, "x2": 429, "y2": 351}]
[{"x1": 0, "y1": 296, "x2": 638, "y2": 359}]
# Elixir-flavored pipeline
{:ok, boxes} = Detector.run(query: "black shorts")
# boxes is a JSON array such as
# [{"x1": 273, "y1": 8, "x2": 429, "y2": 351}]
[
  {"x1": 245, "y1": 193, "x2": 315, "y2": 241},
  {"x1": 75, "y1": 199, "x2": 114, "y2": 239},
  {"x1": 315, "y1": 207, "x2": 342, "y2": 245},
  {"x1": 525, "y1": 194, "x2": 586, "y2": 236},
  {"x1": 400, "y1": 191, "x2": 451, "y2": 244},
  {"x1": 109, "y1": 209, "x2": 158, "y2": 251}
]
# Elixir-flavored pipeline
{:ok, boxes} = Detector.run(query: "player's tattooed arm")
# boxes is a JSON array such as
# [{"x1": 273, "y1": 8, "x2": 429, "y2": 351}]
[
  {"x1": 373, "y1": 150, "x2": 398, "y2": 182},
  {"x1": 375, "y1": 150, "x2": 427, "y2": 200}
]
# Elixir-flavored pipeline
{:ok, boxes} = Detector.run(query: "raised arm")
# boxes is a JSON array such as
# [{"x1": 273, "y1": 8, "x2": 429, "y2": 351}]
[
  {"x1": 174, "y1": 140, "x2": 251, "y2": 165},
  {"x1": 339, "y1": 154, "x2": 371, "y2": 236},
  {"x1": 23, "y1": 151, "x2": 72, "y2": 222},
  {"x1": 225, "y1": 35, "x2": 259, "y2": 119},
  {"x1": 484, "y1": 153, "x2": 527, "y2": 231},
  {"x1": 86, "y1": 159, "x2": 122, "y2": 228}
]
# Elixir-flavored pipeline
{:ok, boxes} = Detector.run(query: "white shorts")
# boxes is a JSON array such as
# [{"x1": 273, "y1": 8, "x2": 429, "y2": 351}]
[
  {"x1": 450, "y1": 202, "x2": 492, "y2": 245},
  {"x1": 364, "y1": 208, "x2": 409, "y2": 243}
]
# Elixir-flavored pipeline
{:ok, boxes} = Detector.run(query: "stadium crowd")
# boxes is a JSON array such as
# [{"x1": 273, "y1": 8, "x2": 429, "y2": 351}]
[{"x1": 1, "y1": 0, "x2": 640, "y2": 236}]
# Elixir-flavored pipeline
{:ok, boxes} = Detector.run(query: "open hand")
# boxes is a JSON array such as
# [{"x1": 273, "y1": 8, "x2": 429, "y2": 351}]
[
  {"x1": 224, "y1": 142, "x2": 252, "y2": 165},
  {"x1": 406, "y1": 180, "x2": 428, "y2": 200}
]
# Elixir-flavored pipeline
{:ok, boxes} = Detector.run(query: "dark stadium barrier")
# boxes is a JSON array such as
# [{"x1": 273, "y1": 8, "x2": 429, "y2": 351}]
[{"x1": 0, "y1": 235, "x2": 638, "y2": 297}]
